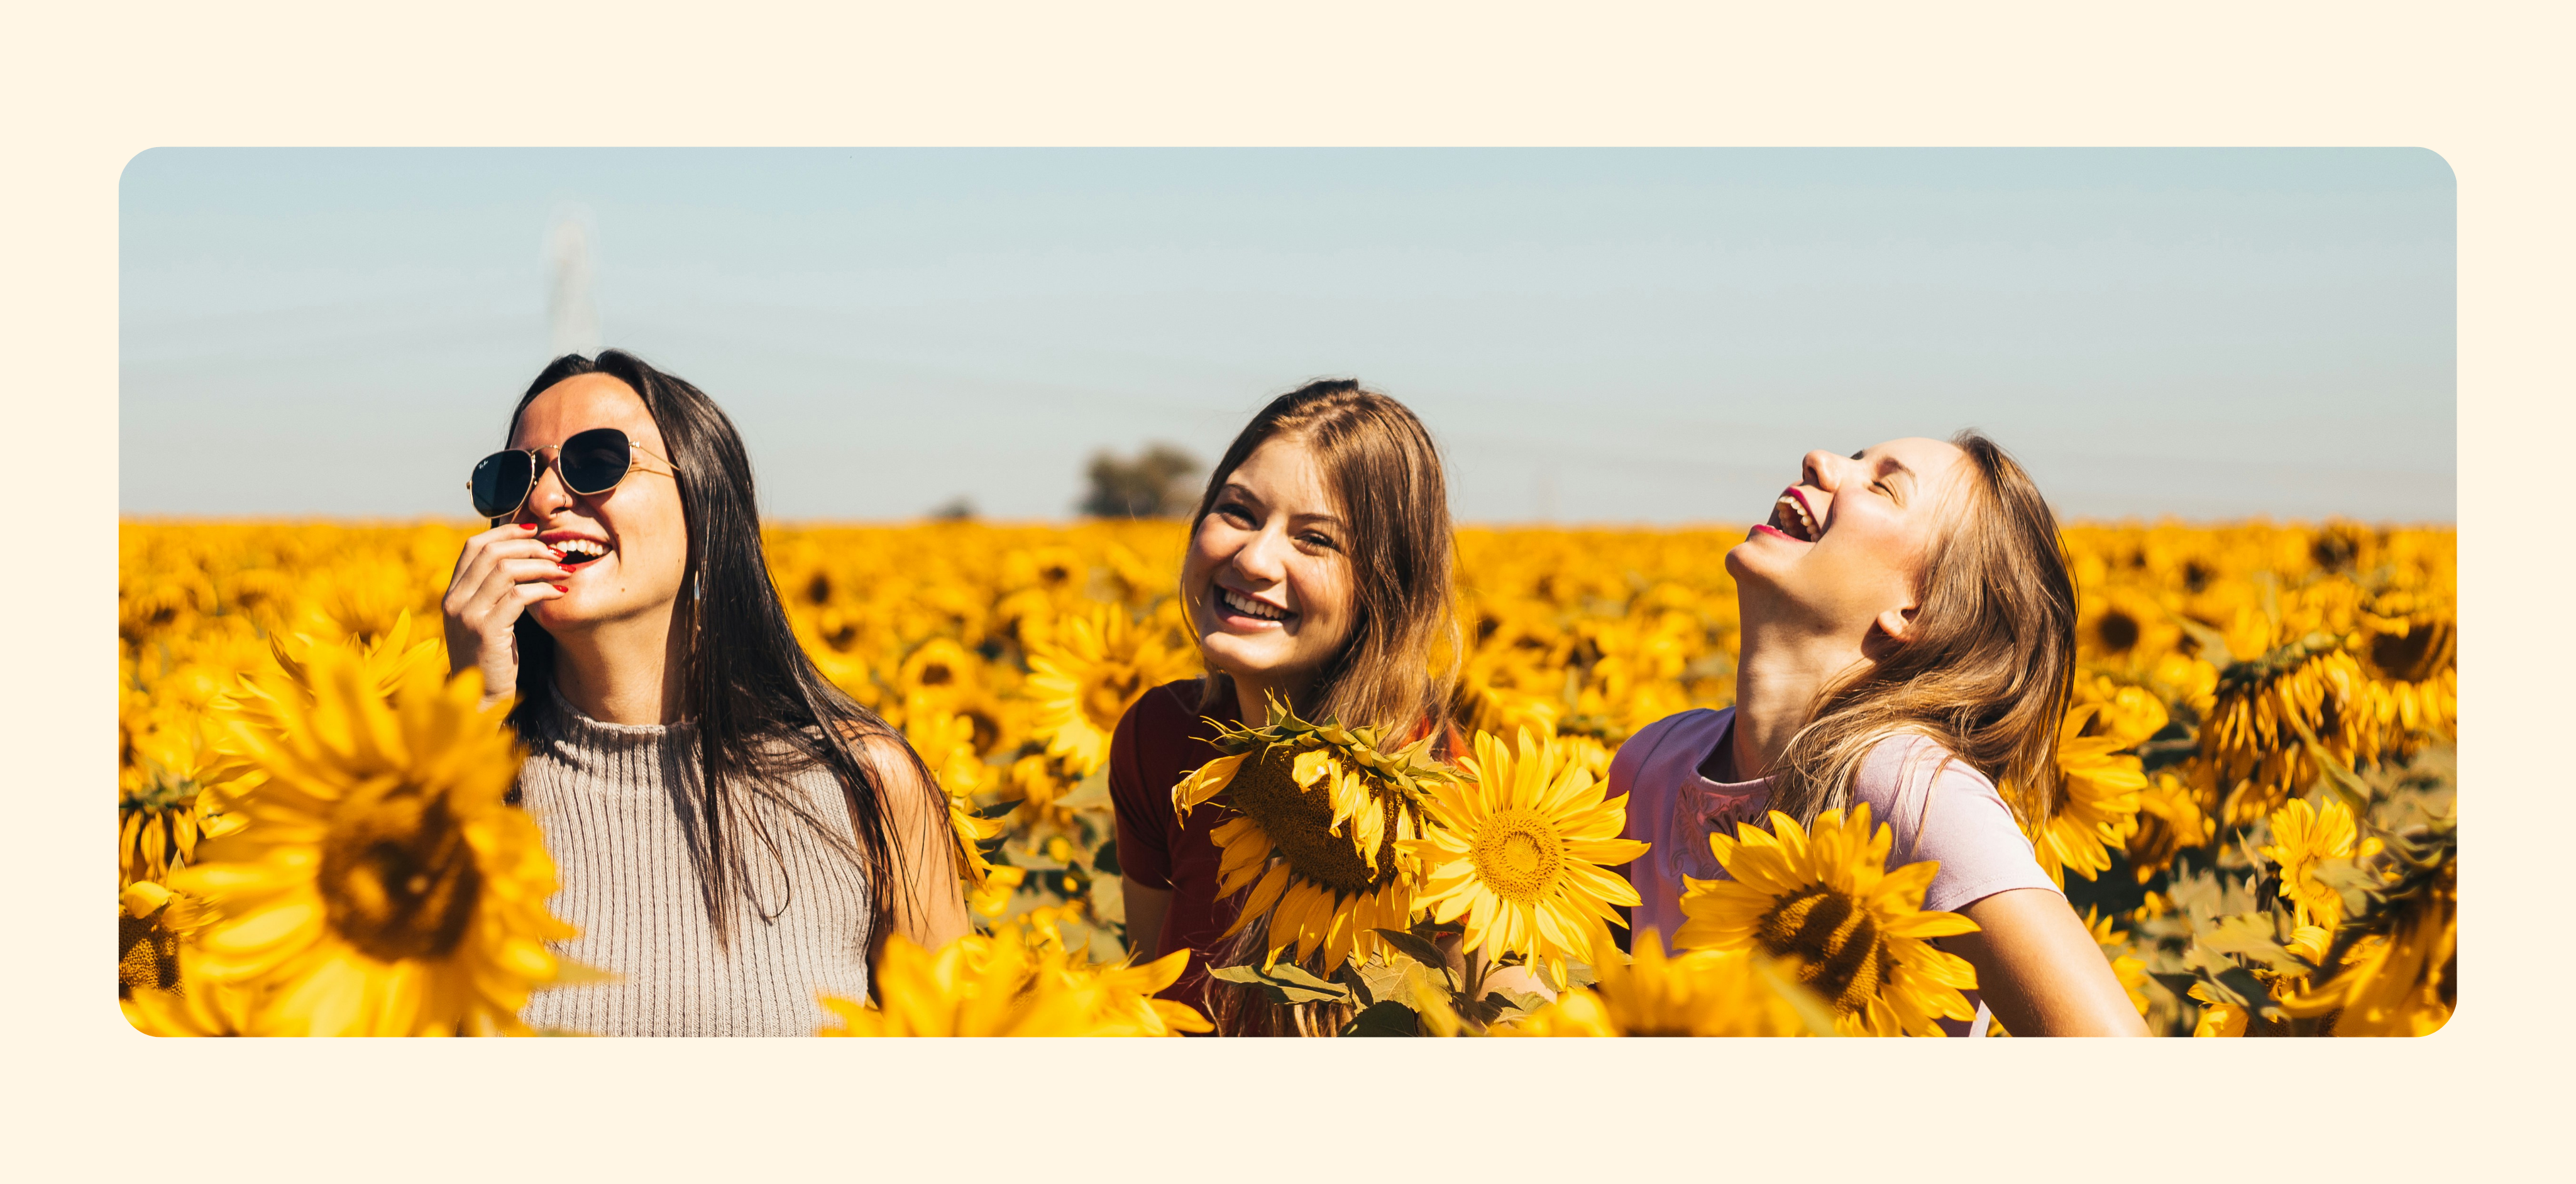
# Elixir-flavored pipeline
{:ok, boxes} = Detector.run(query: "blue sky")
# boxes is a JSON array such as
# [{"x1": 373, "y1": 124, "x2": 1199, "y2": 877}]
[{"x1": 119, "y1": 148, "x2": 2455, "y2": 523}]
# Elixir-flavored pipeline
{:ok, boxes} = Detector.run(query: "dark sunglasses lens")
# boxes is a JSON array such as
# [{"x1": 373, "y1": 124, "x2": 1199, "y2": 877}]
[
  {"x1": 471, "y1": 451, "x2": 534, "y2": 518},
  {"x1": 558, "y1": 428, "x2": 632, "y2": 495}
]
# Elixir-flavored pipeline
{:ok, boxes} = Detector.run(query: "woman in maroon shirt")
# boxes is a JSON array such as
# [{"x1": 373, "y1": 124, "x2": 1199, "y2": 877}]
[{"x1": 1109, "y1": 379, "x2": 1461, "y2": 1033}]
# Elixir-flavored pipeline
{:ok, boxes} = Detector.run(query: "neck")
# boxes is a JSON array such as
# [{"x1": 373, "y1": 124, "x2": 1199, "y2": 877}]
[
  {"x1": 551, "y1": 604, "x2": 688, "y2": 726},
  {"x1": 1729, "y1": 613, "x2": 1873, "y2": 782},
  {"x1": 1228, "y1": 668, "x2": 1310, "y2": 729}
]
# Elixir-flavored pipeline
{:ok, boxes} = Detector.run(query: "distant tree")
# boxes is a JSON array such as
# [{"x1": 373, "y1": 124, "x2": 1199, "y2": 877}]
[
  {"x1": 1079, "y1": 443, "x2": 1204, "y2": 518},
  {"x1": 927, "y1": 495, "x2": 977, "y2": 521}
]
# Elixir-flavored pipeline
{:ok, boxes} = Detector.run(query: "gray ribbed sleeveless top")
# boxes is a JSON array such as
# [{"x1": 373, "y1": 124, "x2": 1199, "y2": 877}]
[{"x1": 515, "y1": 689, "x2": 873, "y2": 1036}]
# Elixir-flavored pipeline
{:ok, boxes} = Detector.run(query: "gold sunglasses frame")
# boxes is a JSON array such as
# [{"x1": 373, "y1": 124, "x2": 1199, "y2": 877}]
[{"x1": 466, "y1": 429, "x2": 679, "y2": 520}]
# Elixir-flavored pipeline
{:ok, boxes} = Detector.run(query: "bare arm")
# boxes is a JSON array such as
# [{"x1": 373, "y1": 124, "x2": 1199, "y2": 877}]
[
  {"x1": 1120, "y1": 877, "x2": 1172, "y2": 963},
  {"x1": 1944, "y1": 888, "x2": 2150, "y2": 1036},
  {"x1": 856, "y1": 734, "x2": 973, "y2": 953}
]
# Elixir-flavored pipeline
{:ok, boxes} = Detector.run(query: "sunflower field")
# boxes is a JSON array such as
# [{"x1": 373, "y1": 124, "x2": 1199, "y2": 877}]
[{"x1": 116, "y1": 517, "x2": 2455, "y2": 1036}]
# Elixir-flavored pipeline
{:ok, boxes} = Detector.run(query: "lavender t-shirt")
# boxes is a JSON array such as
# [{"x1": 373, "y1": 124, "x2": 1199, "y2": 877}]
[{"x1": 1611, "y1": 708, "x2": 2059, "y2": 1034}]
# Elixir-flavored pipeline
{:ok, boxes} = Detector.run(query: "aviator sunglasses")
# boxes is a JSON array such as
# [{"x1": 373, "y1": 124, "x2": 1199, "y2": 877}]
[{"x1": 468, "y1": 427, "x2": 677, "y2": 520}]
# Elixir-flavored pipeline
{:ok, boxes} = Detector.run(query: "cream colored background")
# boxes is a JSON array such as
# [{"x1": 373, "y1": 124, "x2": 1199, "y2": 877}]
[{"x1": 13, "y1": 1, "x2": 2552, "y2": 1177}]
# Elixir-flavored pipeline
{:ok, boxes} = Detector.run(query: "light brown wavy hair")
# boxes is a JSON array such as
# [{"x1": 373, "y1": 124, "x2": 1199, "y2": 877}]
[
  {"x1": 1760, "y1": 430, "x2": 2079, "y2": 832},
  {"x1": 1186, "y1": 378, "x2": 1460, "y2": 743}
]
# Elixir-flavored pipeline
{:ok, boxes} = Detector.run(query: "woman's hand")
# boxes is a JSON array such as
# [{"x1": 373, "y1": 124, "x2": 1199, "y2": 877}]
[
  {"x1": 1944, "y1": 888, "x2": 2152, "y2": 1036},
  {"x1": 441, "y1": 522, "x2": 566, "y2": 710}
]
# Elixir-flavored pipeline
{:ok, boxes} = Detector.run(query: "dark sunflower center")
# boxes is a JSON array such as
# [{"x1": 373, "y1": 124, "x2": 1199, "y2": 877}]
[
  {"x1": 2370, "y1": 622, "x2": 2451, "y2": 683},
  {"x1": 1756, "y1": 884, "x2": 1887, "y2": 1014},
  {"x1": 320, "y1": 785, "x2": 482, "y2": 963},
  {"x1": 1226, "y1": 746, "x2": 1399, "y2": 894},
  {"x1": 1468, "y1": 809, "x2": 1561, "y2": 902},
  {"x1": 1085, "y1": 666, "x2": 1146, "y2": 731},
  {"x1": 2094, "y1": 610, "x2": 2140, "y2": 655}
]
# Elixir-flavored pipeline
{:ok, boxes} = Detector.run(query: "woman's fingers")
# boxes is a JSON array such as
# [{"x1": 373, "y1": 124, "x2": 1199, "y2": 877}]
[
  {"x1": 444, "y1": 523, "x2": 567, "y2": 687},
  {"x1": 448, "y1": 525, "x2": 555, "y2": 595},
  {"x1": 466, "y1": 558, "x2": 571, "y2": 629}
]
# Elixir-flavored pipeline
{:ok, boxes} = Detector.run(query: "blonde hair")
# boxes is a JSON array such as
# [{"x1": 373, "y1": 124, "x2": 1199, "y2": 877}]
[{"x1": 1761, "y1": 431, "x2": 2078, "y2": 830}]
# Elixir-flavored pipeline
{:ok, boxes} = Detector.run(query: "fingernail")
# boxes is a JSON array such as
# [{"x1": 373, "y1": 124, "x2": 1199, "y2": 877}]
[{"x1": 558, "y1": 564, "x2": 574, "y2": 573}]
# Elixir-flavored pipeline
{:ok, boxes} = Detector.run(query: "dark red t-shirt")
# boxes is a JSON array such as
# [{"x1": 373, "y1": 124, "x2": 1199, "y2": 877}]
[{"x1": 1108, "y1": 679, "x2": 1240, "y2": 1015}]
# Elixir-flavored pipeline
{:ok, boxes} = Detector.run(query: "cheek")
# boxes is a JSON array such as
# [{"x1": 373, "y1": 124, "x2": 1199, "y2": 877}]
[{"x1": 1292, "y1": 562, "x2": 1357, "y2": 628}]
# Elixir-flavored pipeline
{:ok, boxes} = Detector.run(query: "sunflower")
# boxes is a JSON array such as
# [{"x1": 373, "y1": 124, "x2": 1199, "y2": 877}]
[
  {"x1": 2024, "y1": 699, "x2": 2156, "y2": 886},
  {"x1": 2198, "y1": 632, "x2": 2375, "y2": 828},
  {"x1": 991, "y1": 915, "x2": 1214, "y2": 1036},
  {"x1": 1023, "y1": 604, "x2": 1198, "y2": 778},
  {"x1": 2189, "y1": 982, "x2": 2248, "y2": 1038},
  {"x1": 2260, "y1": 798, "x2": 2359, "y2": 929},
  {"x1": 117, "y1": 880, "x2": 214, "y2": 998},
  {"x1": 2355, "y1": 601, "x2": 2456, "y2": 755},
  {"x1": 166, "y1": 645, "x2": 583, "y2": 1036},
  {"x1": 904, "y1": 708, "x2": 1005, "y2": 891},
  {"x1": 123, "y1": 947, "x2": 260, "y2": 1037},
  {"x1": 1672, "y1": 803, "x2": 1981, "y2": 1037},
  {"x1": 2279, "y1": 820, "x2": 2454, "y2": 1036},
  {"x1": 1405, "y1": 728, "x2": 1648, "y2": 989},
  {"x1": 1173, "y1": 699, "x2": 1451, "y2": 975},
  {"x1": 118, "y1": 719, "x2": 252, "y2": 889},
  {"x1": 817, "y1": 927, "x2": 1208, "y2": 1036},
  {"x1": 2125, "y1": 771, "x2": 2216, "y2": 883},
  {"x1": 2076, "y1": 584, "x2": 2181, "y2": 673},
  {"x1": 891, "y1": 637, "x2": 984, "y2": 723},
  {"x1": 1489, "y1": 933, "x2": 1832, "y2": 1037}
]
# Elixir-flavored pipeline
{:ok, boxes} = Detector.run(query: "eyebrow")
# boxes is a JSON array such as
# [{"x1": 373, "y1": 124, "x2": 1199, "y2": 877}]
[{"x1": 1219, "y1": 481, "x2": 1343, "y2": 528}]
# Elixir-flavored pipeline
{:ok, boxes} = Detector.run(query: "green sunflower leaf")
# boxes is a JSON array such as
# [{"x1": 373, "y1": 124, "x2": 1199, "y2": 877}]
[
  {"x1": 1370, "y1": 928, "x2": 1453, "y2": 973},
  {"x1": 1340, "y1": 1000, "x2": 1420, "y2": 1037}
]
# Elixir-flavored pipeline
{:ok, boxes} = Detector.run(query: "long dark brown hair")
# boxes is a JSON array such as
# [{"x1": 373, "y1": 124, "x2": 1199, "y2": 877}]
[
  {"x1": 502, "y1": 350, "x2": 948, "y2": 951},
  {"x1": 1763, "y1": 430, "x2": 2079, "y2": 830},
  {"x1": 1186, "y1": 378, "x2": 1461, "y2": 1036}
]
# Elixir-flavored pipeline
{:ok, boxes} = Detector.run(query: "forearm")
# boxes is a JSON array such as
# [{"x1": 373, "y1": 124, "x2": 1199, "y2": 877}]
[{"x1": 1951, "y1": 889, "x2": 2150, "y2": 1036}]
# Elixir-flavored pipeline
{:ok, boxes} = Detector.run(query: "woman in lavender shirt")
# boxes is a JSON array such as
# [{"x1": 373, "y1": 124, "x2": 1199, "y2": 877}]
[{"x1": 1612, "y1": 432, "x2": 2147, "y2": 1036}]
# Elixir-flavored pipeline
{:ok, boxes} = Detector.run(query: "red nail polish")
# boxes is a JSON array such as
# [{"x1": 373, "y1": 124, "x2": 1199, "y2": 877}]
[{"x1": 558, "y1": 564, "x2": 575, "y2": 573}]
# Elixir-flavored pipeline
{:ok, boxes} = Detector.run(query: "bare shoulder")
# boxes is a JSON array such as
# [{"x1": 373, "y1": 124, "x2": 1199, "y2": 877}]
[{"x1": 829, "y1": 721, "x2": 940, "y2": 809}]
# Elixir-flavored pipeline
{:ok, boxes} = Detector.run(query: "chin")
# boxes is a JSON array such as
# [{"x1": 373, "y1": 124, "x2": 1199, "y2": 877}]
[{"x1": 1199, "y1": 635, "x2": 1299, "y2": 682}]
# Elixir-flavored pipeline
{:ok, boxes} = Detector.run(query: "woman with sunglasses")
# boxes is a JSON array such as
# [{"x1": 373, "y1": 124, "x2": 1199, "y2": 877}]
[{"x1": 443, "y1": 349, "x2": 969, "y2": 1036}]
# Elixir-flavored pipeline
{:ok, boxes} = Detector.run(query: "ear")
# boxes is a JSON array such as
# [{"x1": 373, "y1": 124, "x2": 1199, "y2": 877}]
[{"x1": 1874, "y1": 605, "x2": 1919, "y2": 645}]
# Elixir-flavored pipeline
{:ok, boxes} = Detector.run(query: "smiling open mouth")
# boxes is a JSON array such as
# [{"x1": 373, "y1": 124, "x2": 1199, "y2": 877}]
[
  {"x1": 1769, "y1": 493, "x2": 1822, "y2": 542},
  {"x1": 553, "y1": 537, "x2": 611, "y2": 567},
  {"x1": 1216, "y1": 586, "x2": 1292, "y2": 624}
]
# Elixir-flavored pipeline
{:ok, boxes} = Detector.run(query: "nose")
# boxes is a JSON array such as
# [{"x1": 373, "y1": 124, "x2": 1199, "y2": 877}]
[
  {"x1": 1801, "y1": 449, "x2": 1846, "y2": 491},
  {"x1": 1228, "y1": 522, "x2": 1291, "y2": 584},
  {"x1": 521, "y1": 446, "x2": 575, "y2": 522}
]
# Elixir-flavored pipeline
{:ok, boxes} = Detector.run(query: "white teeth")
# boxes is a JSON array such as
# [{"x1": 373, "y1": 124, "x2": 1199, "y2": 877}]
[
  {"x1": 1220, "y1": 588, "x2": 1287, "y2": 621},
  {"x1": 555, "y1": 539, "x2": 608, "y2": 558},
  {"x1": 1775, "y1": 495, "x2": 1819, "y2": 541}
]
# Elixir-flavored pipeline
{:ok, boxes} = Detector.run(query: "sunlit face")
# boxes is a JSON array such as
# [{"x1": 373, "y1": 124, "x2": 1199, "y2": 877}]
[
  {"x1": 1181, "y1": 436, "x2": 1359, "y2": 702},
  {"x1": 509, "y1": 373, "x2": 689, "y2": 635},
  {"x1": 1726, "y1": 437, "x2": 1974, "y2": 642}
]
